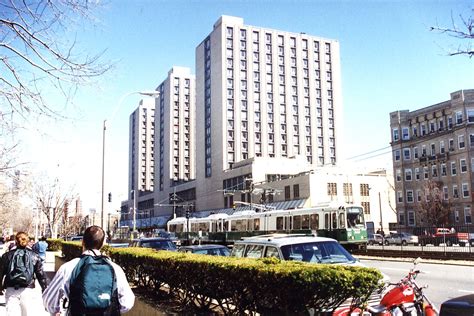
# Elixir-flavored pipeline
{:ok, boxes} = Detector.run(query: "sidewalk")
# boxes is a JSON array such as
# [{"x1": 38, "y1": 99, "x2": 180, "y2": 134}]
[
  {"x1": 0, "y1": 251, "x2": 171, "y2": 316},
  {"x1": 0, "y1": 251, "x2": 56, "y2": 316}
]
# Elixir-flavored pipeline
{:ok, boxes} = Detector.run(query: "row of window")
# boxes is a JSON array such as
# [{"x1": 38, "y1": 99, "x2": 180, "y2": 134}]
[
  {"x1": 399, "y1": 207, "x2": 472, "y2": 226},
  {"x1": 392, "y1": 109, "x2": 474, "y2": 142},
  {"x1": 226, "y1": 26, "x2": 329, "y2": 53},
  {"x1": 397, "y1": 183, "x2": 471, "y2": 204},
  {"x1": 393, "y1": 133, "x2": 474, "y2": 162},
  {"x1": 396, "y1": 158, "x2": 473, "y2": 181}
]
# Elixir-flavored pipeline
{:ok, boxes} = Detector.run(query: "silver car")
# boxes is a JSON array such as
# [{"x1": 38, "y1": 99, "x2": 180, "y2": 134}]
[{"x1": 384, "y1": 232, "x2": 419, "y2": 246}]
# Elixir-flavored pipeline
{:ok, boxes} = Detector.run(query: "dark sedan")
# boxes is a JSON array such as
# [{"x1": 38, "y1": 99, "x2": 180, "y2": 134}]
[{"x1": 130, "y1": 237, "x2": 177, "y2": 251}]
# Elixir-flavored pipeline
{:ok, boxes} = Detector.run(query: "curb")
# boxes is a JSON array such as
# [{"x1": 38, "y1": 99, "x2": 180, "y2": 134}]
[{"x1": 355, "y1": 254, "x2": 474, "y2": 266}]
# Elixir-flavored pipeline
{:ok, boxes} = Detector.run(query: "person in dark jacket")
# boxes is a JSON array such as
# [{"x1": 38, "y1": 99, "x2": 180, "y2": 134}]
[{"x1": 0, "y1": 231, "x2": 49, "y2": 315}]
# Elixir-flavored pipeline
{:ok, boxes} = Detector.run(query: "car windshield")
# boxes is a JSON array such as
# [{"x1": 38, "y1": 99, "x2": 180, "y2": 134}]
[
  {"x1": 141, "y1": 240, "x2": 177, "y2": 250},
  {"x1": 193, "y1": 247, "x2": 230, "y2": 256},
  {"x1": 280, "y1": 241, "x2": 356, "y2": 264}
]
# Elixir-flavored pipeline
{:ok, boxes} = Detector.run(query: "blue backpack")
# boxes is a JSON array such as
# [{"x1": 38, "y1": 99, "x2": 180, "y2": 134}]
[{"x1": 68, "y1": 252, "x2": 119, "y2": 316}]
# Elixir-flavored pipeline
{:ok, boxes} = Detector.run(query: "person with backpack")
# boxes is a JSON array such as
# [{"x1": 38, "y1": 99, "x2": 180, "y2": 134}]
[
  {"x1": 0, "y1": 231, "x2": 49, "y2": 315},
  {"x1": 32, "y1": 236, "x2": 48, "y2": 262},
  {"x1": 42, "y1": 225, "x2": 135, "y2": 315}
]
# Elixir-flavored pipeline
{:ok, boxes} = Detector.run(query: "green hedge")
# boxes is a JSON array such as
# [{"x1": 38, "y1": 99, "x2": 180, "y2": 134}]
[
  {"x1": 60, "y1": 242, "x2": 382, "y2": 314},
  {"x1": 46, "y1": 238, "x2": 64, "y2": 251}
]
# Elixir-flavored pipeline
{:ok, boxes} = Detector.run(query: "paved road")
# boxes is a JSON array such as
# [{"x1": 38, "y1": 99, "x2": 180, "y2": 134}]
[
  {"x1": 360, "y1": 257, "x2": 474, "y2": 310},
  {"x1": 0, "y1": 252, "x2": 56, "y2": 316}
]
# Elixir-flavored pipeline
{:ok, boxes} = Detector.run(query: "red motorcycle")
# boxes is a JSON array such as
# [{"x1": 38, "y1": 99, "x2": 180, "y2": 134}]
[{"x1": 334, "y1": 258, "x2": 438, "y2": 316}]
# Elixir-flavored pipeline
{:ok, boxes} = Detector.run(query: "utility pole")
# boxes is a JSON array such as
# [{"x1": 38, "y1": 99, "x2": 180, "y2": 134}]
[
  {"x1": 378, "y1": 191, "x2": 384, "y2": 233},
  {"x1": 172, "y1": 187, "x2": 177, "y2": 219},
  {"x1": 101, "y1": 120, "x2": 106, "y2": 229}
]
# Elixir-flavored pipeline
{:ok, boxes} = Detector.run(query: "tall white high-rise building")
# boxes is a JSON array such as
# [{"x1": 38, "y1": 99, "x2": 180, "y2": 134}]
[
  {"x1": 128, "y1": 98, "x2": 156, "y2": 197},
  {"x1": 194, "y1": 16, "x2": 343, "y2": 210},
  {"x1": 154, "y1": 67, "x2": 196, "y2": 217}
]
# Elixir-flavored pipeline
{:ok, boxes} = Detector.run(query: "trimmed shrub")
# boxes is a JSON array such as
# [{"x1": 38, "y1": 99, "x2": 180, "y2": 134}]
[
  {"x1": 56, "y1": 241, "x2": 383, "y2": 314},
  {"x1": 46, "y1": 238, "x2": 64, "y2": 251}
]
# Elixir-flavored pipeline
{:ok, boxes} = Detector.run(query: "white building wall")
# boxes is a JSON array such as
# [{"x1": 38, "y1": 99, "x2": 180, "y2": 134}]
[
  {"x1": 194, "y1": 15, "x2": 343, "y2": 212},
  {"x1": 128, "y1": 98, "x2": 156, "y2": 198},
  {"x1": 153, "y1": 67, "x2": 196, "y2": 217}
]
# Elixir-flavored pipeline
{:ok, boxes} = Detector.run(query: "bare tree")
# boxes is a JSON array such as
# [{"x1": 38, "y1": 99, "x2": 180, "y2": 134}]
[
  {"x1": 0, "y1": 0, "x2": 110, "y2": 121},
  {"x1": 415, "y1": 180, "x2": 451, "y2": 227},
  {"x1": 33, "y1": 176, "x2": 77, "y2": 238},
  {"x1": 430, "y1": 9, "x2": 474, "y2": 58}
]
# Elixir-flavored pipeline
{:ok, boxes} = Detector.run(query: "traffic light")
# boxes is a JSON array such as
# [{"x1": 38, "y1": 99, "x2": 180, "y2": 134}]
[
  {"x1": 108, "y1": 192, "x2": 112, "y2": 203},
  {"x1": 185, "y1": 208, "x2": 190, "y2": 218}
]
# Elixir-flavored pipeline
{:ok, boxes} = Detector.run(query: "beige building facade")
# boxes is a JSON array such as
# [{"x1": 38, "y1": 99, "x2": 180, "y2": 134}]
[{"x1": 390, "y1": 89, "x2": 474, "y2": 226}]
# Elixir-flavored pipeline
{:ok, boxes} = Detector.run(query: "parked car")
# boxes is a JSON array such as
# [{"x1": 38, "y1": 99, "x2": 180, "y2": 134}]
[
  {"x1": 130, "y1": 237, "x2": 177, "y2": 251},
  {"x1": 108, "y1": 242, "x2": 130, "y2": 248},
  {"x1": 178, "y1": 244, "x2": 230, "y2": 256},
  {"x1": 69, "y1": 235, "x2": 83, "y2": 242},
  {"x1": 231, "y1": 234, "x2": 362, "y2": 265},
  {"x1": 384, "y1": 232, "x2": 419, "y2": 246},
  {"x1": 368, "y1": 233, "x2": 384, "y2": 245}
]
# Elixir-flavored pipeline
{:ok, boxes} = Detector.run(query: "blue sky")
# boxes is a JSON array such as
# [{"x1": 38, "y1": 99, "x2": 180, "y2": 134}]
[{"x1": 23, "y1": 0, "x2": 474, "y2": 212}]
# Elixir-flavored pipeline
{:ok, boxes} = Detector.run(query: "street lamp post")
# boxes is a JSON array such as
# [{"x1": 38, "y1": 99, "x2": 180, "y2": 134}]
[
  {"x1": 378, "y1": 191, "x2": 384, "y2": 233},
  {"x1": 100, "y1": 90, "x2": 160, "y2": 230}
]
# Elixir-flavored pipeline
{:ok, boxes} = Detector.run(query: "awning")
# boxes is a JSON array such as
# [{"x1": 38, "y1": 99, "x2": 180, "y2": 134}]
[
  {"x1": 265, "y1": 199, "x2": 306, "y2": 210},
  {"x1": 192, "y1": 198, "x2": 307, "y2": 217}
]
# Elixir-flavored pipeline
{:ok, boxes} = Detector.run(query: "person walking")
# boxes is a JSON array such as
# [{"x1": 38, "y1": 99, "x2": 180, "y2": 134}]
[
  {"x1": 32, "y1": 237, "x2": 48, "y2": 262},
  {"x1": 0, "y1": 231, "x2": 49, "y2": 315},
  {"x1": 43, "y1": 225, "x2": 135, "y2": 315}
]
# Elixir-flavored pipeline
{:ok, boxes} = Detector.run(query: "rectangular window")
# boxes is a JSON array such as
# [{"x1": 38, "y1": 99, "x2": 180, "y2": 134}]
[
  {"x1": 403, "y1": 148, "x2": 411, "y2": 160},
  {"x1": 343, "y1": 183, "x2": 353, "y2": 196},
  {"x1": 453, "y1": 185, "x2": 459, "y2": 198},
  {"x1": 396, "y1": 169, "x2": 402, "y2": 182},
  {"x1": 451, "y1": 161, "x2": 457, "y2": 176},
  {"x1": 459, "y1": 134, "x2": 466, "y2": 149},
  {"x1": 402, "y1": 127, "x2": 409, "y2": 140},
  {"x1": 399, "y1": 212, "x2": 405, "y2": 225},
  {"x1": 415, "y1": 168, "x2": 420, "y2": 180},
  {"x1": 394, "y1": 150, "x2": 401, "y2": 161},
  {"x1": 284, "y1": 185, "x2": 290, "y2": 200},
  {"x1": 406, "y1": 190, "x2": 414, "y2": 203},
  {"x1": 293, "y1": 184, "x2": 300, "y2": 198},
  {"x1": 461, "y1": 159, "x2": 468, "y2": 173},
  {"x1": 408, "y1": 211, "x2": 415, "y2": 226},
  {"x1": 393, "y1": 128, "x2": 399, "y2": 141},
  {"x1": 465, "y1": 207, "x2": 472, "y2": 224},
  {"x1": 467, "y1": 109, "x2": 474, "y2": 123},
  {"x1": 441, "y1": 163, "x2": 447, "y2": 176},
  {"x1": 360, "y1": 184, "x2": 370, "y2": 196},
  {"x1": 327, "y1": 182, "x2": 337, "y2": 196},
  {"x1": 432, "y1": 165, "x2": 438, "y2": 177},
  {"x1": 405, "y1": 169, "x2": 412, "y2": 181},
  {"x1": 413, "y1": 147, "x2": 419, "y2": 159},
  {"x1": 417, "y1": 190, "x2": 422, "y2": 202},
  {"x1": 456, "y1": 111, "x2": 463, "y2": 125},
  {"x1": 397, "y1": 191, "x2": 403, "y2": 203},
  {"x1": 443, "y1": 186, "x2": 448, "y2": 200},
  {"x1": 462, "y1": 183, "x2": 469, "y2": 198},
  {"x1": 449, "y1": 139, "x2": 455, "y2": 151}
]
